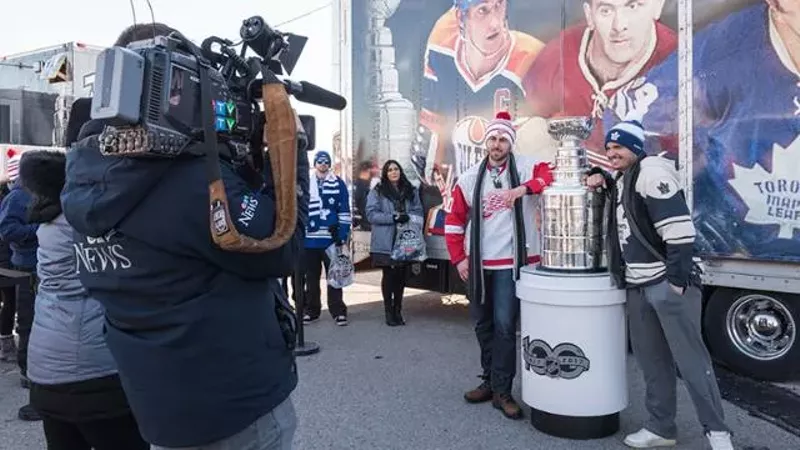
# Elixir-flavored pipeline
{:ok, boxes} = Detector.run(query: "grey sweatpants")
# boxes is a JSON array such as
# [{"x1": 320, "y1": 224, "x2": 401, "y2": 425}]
[{"x1": 627, "y1": 281, "x2": 730, "y2": 439}]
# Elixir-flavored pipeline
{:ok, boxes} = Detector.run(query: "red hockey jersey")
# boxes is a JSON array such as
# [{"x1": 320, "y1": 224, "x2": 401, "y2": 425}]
[
  {"x1": 445, "y1": 156, "x2": 550, "y2": 269},
  {"x1": 523, "y1": 22, "x2": 677, "y2": 168}
]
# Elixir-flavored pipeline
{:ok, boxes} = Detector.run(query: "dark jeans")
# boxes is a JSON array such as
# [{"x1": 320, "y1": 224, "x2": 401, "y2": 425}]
[
  {"x1": 0, "y1": 285, "x2": 15, "y2": 336},
  {"x1": 42, "y1": 414, "x2": 149, "y2": 450},
  {"x1": 14, "y1": 266, "x2": 35, "y2": 377},
  {"x1": 302, "y1": 247, "x2": 347, "y2": 319},
  {"x1": 381, "y1": 266, "x2": 406, "y2": 304},
  {"x1": 470, "y1": 269, "x2": 518, "y2": 395}
]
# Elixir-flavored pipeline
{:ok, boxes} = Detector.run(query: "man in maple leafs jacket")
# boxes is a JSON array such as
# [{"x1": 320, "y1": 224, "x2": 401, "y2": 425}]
[{"x1": 586, "y1": 119, "x2": 733, "y2": 450}]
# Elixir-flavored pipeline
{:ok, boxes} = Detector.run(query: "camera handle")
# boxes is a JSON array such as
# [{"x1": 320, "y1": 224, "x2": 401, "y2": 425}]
[{"x1": 202, "y1": 61, "x2": 299, "y2": 252}]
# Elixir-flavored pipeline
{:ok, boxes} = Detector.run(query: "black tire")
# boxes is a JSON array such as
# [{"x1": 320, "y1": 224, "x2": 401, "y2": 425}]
[{"x1": 703, "y1": 288, "x2": 800, "y2": 381}]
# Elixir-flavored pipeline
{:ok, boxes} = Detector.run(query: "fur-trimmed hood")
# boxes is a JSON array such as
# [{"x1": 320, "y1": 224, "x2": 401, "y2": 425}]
[{"x1": 18, "y1": 150, "x2": 66, "y2": 224}]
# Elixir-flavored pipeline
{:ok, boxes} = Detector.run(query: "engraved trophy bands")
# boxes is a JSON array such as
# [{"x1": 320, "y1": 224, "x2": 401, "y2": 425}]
[{"x1": 538, "y1": 117, "x2": 607, "y2": 272}]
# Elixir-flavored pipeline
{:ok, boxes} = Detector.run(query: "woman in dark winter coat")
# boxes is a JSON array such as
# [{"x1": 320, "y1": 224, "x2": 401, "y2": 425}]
[
  {"x1": 365, "y1": 160, "x2": 423, "y2": 326},
  {"x1": 19, "y1": 150, "x2": 148, "y2": 450}
]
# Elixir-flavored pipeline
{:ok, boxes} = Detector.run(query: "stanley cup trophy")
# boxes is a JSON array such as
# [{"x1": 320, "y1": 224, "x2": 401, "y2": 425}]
[
  {"x1": 516, "y1": 117, "x2": 628, "y2": 440},
  {"x1": 539, "y1": 117, "x2": 607, "y2": 272},
  {"x1": 366, "y1": 0, "x2": 416, "y2": 176}
]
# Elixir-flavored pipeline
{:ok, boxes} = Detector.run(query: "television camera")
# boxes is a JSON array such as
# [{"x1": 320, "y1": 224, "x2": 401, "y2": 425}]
[
  {"x1": 88, "y1": 16, "x2": 346, "y2": 253},
  {"x1": 91, "y1": 16, "x2": 343, "y2": 159}
]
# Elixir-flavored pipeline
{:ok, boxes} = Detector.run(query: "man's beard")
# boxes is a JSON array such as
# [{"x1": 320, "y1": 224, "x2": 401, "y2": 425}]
[{"x1": 488, "y1": 150, "x2": 509, "y2": 165}]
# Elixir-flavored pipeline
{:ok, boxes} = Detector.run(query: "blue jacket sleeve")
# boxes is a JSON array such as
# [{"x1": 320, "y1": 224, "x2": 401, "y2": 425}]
[
  {"x1": 198, "y1": 158, "x2": 307, "y2": 280},
  {"x1": 0, "y1": 189, "x2": 38, "y2": 244},
  {"x1": 336, "y1": 178, "x2": 351, "y2": 243}
]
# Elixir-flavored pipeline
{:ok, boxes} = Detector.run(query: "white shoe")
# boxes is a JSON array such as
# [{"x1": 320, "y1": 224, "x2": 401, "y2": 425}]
[
  {"x1": 623, "y1": 428, "x2": 677, "y2": 448},
  {"x1": 706, "y1": 431, "x2": 734, "y2": 450}
]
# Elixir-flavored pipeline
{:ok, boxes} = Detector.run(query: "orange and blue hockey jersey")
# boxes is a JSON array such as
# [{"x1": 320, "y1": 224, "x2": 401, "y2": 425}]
[
  {"x1": 415, "y1": 8, "x2": 543, "y2": 235},
  {"x1": 415, "y1": 8, "x2": 543, "y2": 177}
]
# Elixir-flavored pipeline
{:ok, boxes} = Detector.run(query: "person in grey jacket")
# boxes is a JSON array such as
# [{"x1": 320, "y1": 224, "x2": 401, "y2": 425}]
[
  {"x1": 365, "y1": 160, "x2": 423, "y2": 326},
  {"x1": 19, "y1": 149, "x2": 148, "y2": 450}
]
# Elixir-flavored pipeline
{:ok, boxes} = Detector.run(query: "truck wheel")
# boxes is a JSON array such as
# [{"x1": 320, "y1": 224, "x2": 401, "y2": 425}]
[{"x1": 703, "y1": 288, "x2": 799, "y2": 381}]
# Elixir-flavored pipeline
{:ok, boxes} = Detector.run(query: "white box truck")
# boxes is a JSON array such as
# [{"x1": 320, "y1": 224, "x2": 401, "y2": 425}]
[{"x1": 334, "y1": 0, "x2": 800, "y2": 381}]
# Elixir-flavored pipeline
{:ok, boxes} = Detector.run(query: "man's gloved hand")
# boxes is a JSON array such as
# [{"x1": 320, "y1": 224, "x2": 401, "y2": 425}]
[
  {"x1": 535, "y1": 162, "x2": 555, "y2": 187},
  {"x1": 394, "y1": 213, "x2": 410, "y2": 224}
]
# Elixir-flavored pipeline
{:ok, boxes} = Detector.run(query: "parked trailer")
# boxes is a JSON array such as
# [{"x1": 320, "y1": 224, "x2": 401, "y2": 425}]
[
  {"x1": 335, "y1": 0, "x2": 800, "y2": 381},
  {"x1": 1, "y1": 41, "x2": 102, "y2": 147}
]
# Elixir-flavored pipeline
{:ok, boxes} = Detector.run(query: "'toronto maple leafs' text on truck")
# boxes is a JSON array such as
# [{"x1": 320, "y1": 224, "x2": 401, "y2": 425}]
[{"x1": 334, "y1": 0, "x2": 800, "y2": 381}]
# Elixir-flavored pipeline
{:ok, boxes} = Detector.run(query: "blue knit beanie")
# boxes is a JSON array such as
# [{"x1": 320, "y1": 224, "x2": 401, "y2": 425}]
[
  {"x1": 605, "y1": 120, "x2": 646, "y2": 157},
  {"x1": 314, "y1": 150, "x2": 332, "y2": 165}
]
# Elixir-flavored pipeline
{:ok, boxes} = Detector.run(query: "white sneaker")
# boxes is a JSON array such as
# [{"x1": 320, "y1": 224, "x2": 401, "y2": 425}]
[
  {"x1": 623, "y1": 428, "x2": 677, "y2": 448},
  {"x1": 706, "y1": 431, "x2": 734, "y2": 450}
]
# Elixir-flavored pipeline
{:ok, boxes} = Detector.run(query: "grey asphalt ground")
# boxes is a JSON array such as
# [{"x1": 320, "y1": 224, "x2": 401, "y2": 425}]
[{"x1": 0, "y1": 280, "x2": 798, "y2": 450}]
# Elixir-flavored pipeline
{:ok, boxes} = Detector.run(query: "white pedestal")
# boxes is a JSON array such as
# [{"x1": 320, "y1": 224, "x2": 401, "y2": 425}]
[{"x1": 516, "y1": 265, "x2": 627, "y2": 440}]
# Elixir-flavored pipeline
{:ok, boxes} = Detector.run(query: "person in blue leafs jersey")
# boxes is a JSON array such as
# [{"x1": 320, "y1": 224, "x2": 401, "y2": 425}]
[
  {"x1": 59, "y1": 23, "x2": 307, "y2": 450},
  {"x1": 301, "y1": 150, "x2": 351, "y2": 326},
  {"x1": 0, "y1": 149, "x2": 41, "y2": 422}
]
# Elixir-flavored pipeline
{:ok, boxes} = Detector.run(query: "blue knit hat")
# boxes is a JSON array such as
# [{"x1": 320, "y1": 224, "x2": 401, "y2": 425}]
[
  {"x1": 314, "y1": 150, "x2": 331, "y2": 165},
  {"x1": 605, "y1": 120, "x2": 646, "y2": 157}
]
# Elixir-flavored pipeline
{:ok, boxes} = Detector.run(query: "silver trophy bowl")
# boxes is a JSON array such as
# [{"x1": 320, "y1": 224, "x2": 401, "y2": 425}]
[
  {"x1": 538, "y1": 117, "x2": 607, "y2": 272},
  {"x1": 547, "y1": 117, "x2": 593, "y2": 142}
]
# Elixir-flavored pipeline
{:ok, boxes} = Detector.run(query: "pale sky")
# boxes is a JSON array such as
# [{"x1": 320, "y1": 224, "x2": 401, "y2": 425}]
[{"x1": 0, "y1": 0, "x2": 340, "y2": 150}]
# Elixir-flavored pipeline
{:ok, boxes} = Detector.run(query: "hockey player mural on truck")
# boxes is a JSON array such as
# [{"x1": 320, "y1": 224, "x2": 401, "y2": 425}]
[
  {"x1": 408, "y1": 0, "x2": 545, "y2": 236},
  {"x1": 607, "y1": 0, "x2": 800, "y2": 262},
  {"x1": 407, "y1": 0, "x2": 678, "y2": 236},
  {"x1": 346, "y1": 0, "x2": 800, "y2": 378},
  {"x1": 519, "y1": 0, "x2": 677, "y2": 169}
]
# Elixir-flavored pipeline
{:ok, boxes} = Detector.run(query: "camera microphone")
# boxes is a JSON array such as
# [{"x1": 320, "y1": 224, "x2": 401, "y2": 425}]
[{"x1": 282, "y1": 80, "x2": 347, "y2": 111}]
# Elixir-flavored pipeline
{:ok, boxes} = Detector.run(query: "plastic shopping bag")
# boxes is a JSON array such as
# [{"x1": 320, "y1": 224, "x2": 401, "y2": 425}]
[
  {"x1": 326, "y1": 244, "x2": 354, "y2": 289},
  {"x1": 390, "y1": 216, "x2": 427, "y2": 262}
]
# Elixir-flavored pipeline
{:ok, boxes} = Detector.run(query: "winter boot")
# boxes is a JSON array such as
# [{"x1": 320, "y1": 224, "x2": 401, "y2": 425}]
[
  {"x1": 393, "y1": 296, "x2": 405, "y2": 326},
  {"x1": 384, "y1": 298, "x2": 398, "y2": 326},
  {"x1": 0, "y1": 335, "x2": 16, "y2": 362},
  {"x1": 464, "y1": 377, "x2": 493, "y2": 403}
]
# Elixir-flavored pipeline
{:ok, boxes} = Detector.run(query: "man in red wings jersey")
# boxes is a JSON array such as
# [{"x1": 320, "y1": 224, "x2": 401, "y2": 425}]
[{"x1": 445, "y1": 111, "x2": 554, "y2": 421}]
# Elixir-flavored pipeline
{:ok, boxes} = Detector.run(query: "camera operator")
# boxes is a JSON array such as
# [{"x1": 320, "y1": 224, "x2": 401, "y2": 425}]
[{"x1": 60, "y1": 23, "x2": 308, "y2": 450}]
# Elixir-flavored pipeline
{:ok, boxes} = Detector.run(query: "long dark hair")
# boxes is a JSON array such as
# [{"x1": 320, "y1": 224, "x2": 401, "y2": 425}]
[{"x1": 376, "y1": 159, "x2": 414, "y2": 203}]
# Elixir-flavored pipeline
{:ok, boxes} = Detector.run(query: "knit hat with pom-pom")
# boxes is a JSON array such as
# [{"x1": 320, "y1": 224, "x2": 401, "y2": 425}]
[
  {"x1": 485, "y1": 111, "x2": 516, "y2": 146},
  {"x1": 6, "y1": 148, "x2": 21, "y2": 181}
]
